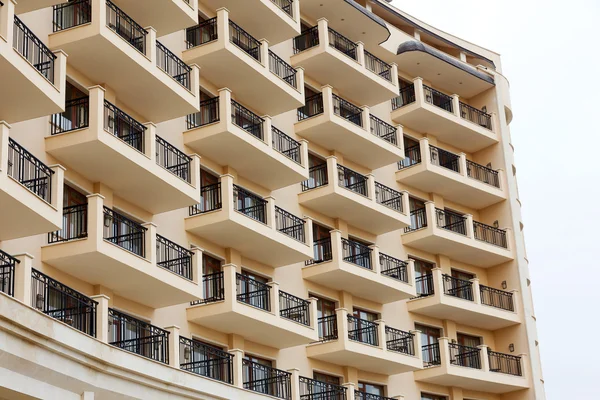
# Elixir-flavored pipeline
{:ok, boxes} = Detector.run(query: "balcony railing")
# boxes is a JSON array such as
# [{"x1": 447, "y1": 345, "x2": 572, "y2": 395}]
[
  {"x1": 108, "y1": 308, "x2": 169, "y2": 363},
  {"x1": 317, "y1": 314, "x2": 338, "y2": 341},
  {"x1": 279, "y1": 291, "x2": 310, "y2": 326},
  {"x1": 48, "y1": 204, "x2": 88, "y2": 243},
  {"x1": 179, "y1": 336, "x2": 233, "y2": 384},
  {"x1": 13, "y1": 16, "x2": 56, "y2": 83},
  {"x1": 229, "y1": 20, "x2": 261, "y2": 61},
  {"x1": 328, "y1": 28, "x2": 357, "y2": 61},
  {"x1": 369, "y1": 115, "x2": 397, "y2": 145},
  {"x1": 156, "y1": 40, "x2": 191, "y2": 89},
  {"x1": 385, "y1": 326, "x2": 415, "y2": 356},
  {"x1": 379, "y1": 253, "x2": 408, "y2": 282},
  {"x1": 104, "y1": 100, "x2": 146, "y2": 153},
  {"x1": 293, "y1": 26, "x2": 319, "y2": 54},
  {"x1": 460, "y1": 102, "x2": 492, "y2": 130},
  {"x1": 299, "y1": 376, "x2": 347, "y2": 400},
  {"x1": 53, "y1": 0, "x2": 92, "y2": 32},
  {"x1": 185, "y1": 17, "x2": 218, "y2": 49},
  {"x1": 430, "y1": 145, "x2": 460, "y2": 173},
  {"x1": 187, "y1": 96, "x2": 220, "y2": 129},
  {"x1": 7, "y1": 138, "x2": 54, "y2": 203},
  {"x1": 272, "y1": 126, "x2": 301, "y2": 163},
  {"x1": 405, "y1": 207, "x2": 427, "y2": 233},
  {"x1": 466, "y1": 160, "x2": 500, "y2": 188},
  {"x1": 236, "y1": 273, "x2": 270, "y2": 311},
  {"x1": 488, "y1": 350, "x2": 522, "y2": 376},
  {"x1": 231, "y1": 100, "x2": 264, "y2": 140},
  {"x1": 103, "y1": 207, "x2": 147, "y2": 257},
  {"x1": 190, "y1": 271, "x2": 224, "y2": 305},
  {"x1": 422, "y1": 343, "x2": 441, "y2": 367},
  {"x1": 243, "y1": 359, "x2": 291, "y2": 399},
  {"x1": 337, "y1": 165, "x2": 368, "y2": 196},
  {"x1": 415, "y1": 274, "x2": 434, "y2": 297},
  {"x1": 156, "y1": 234, "x2": 193, "y2": 280},
  {"x1": 271, "y1": 0, "x2": 293, "y2": 18},
  {"x1": 332, "y1": 94, "x2": 362, "y2": 127},
  {"x1": 189, "y1": 183, "x2": 222, "y2": 215},
  {"x1": 347, "y1": 315, "x2": 378, "y2": 346},
  {"x1": 51, "y1": 97, "x2": 90, "y2": 135},
  {"x1": 375, "y1": 182, "x2": 403, "y2": 212},
  {"x1": 106, "y1": 0, "x2": 147, "y2": 54},
  {"x1": 391, "y1": 84, "x2": 416, "y2": 110},
  {"x1": 31, "y1": 269, "x2": 97, "y2": 337},
  {"x1": 342, "y1": 238, "x2": 372, "y2": 270},
  {"x1": 155, "y1": 135, "x2": 191, "y2": 182},
  {"x1": 398, "y1": 144, "x2": 422, "y2": 170},
  {"x1": 301, "y1": 163, "x2": 328, "y2": 191},
  {"x1": 442, "y1": 274, "x2": 474, "y2": 301},
  {"x1": 306, "y1": 237, "x2": 333, "y2": 266},
  {"x1": 364, "y1": 50, "x2": 392, "y2": 82},
  {"x1": 449, "y1": 343, "x2": 481, "y2": 369},
  {"x1": 480, "y1": 285, "x2": 514, "y2": 312},
  {"x1": 355, "y1": 392, "x2": 395, "y2": 400},
  {"x1": 435, "y1": 208, "x2": 467, "y2": 235},
  {"x1": 233, "y1": 185, "x2": 267, "y2": 223},
  {"x1": 423, "y1": 85, "x2": 453, "y2": 113},
  {"x1": 269, "y1": 50, "x2": 297, "y2": 88},
  {"x1": 297, "y1": 92, "x2": 324, "y2": 121},
  {"x1": 473, "y1": 221, "x2": 508, "y2": 248},
  {"x1": 0, "y1": 250, "x2": 17, "y2": 297},
  {"x1": 275, "y1": 206, "x2": 305, "y2": 242}
]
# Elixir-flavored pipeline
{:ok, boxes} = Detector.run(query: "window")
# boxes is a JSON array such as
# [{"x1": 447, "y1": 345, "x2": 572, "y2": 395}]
[
  {"x1": 421, "y1": 394, "x2": 446, "y2": 400},
  {"x1": 351, "y1": 308, "x2": 379, "y2": 345},
  {"x1": 202, "y1": 254, "x2": 222, "y2": 301},
  {"x1": 313, "y1": 372, "x2": 340, "y2": 386},
  {"x1": 243, "y1": 355, "x2": 275, "y2": 396},
  {"x1": 413, "y1": 258, "x2": 434, "y2": 296},
  {"x1": 312, "y1": 295, "x2": 336, "y2": 340},
  {"x1": 416, "y1": 324, "x2": 441, "y2": 366},
  {"x1": 237, "y1": 270, "x2": 270, "y2": 310},
  {"x1": 358, "y1": 382, "x2": 385, "y2": 396}
]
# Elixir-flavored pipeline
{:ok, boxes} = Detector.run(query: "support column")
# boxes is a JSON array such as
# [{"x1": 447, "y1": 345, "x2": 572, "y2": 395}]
[
  {"x1": 90, "y1": 294, "x2": 110, "y2": 343},
  {"x1": 13, "y1": 253, "x2": 33, "y2": 306},
  {"x1": 424, "y1": 200, "x2": 436, "y2": 229},
  {"x1": 329, "y1": 229, "x2": 343, "y2": 264},
  {"x1": 451, "y1": 94, "x2": 461, "y2": 117},
  {"x1": 222, "y1": 263, "x2": 237, "y2": 308},
  {"x1": 374, "y1": 319, "x2": 386, "y2": 350},
  {"x1": 219, "y1": 174, "x2": 235, "y2": 217},
  {"x1": 406, "y1": 259, "x2": 415, "y2": 287},
  {"x1": 419, "y1": 137, "x2": 430, "y2": 165},
  {"x1": 369, "y1": 244, "x2": 380, "y2": 274},
  {"x1": 464, "y1": 214, "x2": 474, "y2": 239},
  {"x1": 412, "y1": 77, "x2": 424, "y2": 107},
  {"x1": 299, "y1": 139, "x2": 309, "y2": 168},
  {"x1": 53, "y1": 50, "x2": 68, "y2": 96},
  {"x1": 390, "y1": 63, "x2": 399, "y2": 87},
  {"x1": 141, "y1": 222, "x2": 156, "y2": 263},
  {"x1": 216, "y1": 8, "x2": 230, "y2": 42},
  {"x1": 356, "y1": 41, "x2": 365, "y2": 66},
  {"x1": 86, "y1": 194, "x2": 105, "y2": 247},
  {"x1": 431, "y1": 267, "x2": 443, "y2": 296},
  {"x1": 410, "y1": 329, "x2": 422, "y2": 360},
  {"x1": 143, "y1": 122, "x2": 157, "y2": 161},
  {"x1": 458, "y1": 152, "x2": 467, "y2": 176},
  {"x1": 288, "y1": 368, "x2": 301, "y2": 400},
  {"x1": 229, "y1": 348, "x2": 244, "y2": 388},
  {"x1": 165, "y1": 325, "x2": 180, "y2": 368},
  {"x1": 361, "y1": 105, "x2": 370, "y2": 132},
  {"x1": 317, "y1": 18, "x2": 329, "y2": 48},
  {"x1": 267, "y1": 280, "x2": 280, "y2": 316},
  {"x1": 321, "y1": 85, "x2": 334, "y2": 118},
  {"x1": 303, "y1": 216, "x2": 314, "y2": 246},
  {"x1": 470, "y1": 278, "x2": 481, "y2": 304},
  {"x1": 259, "y1": 39, "x2": 269, "y2": 67},
  {"x1": 325, "y1": 156, "x2": 338, "y2": 187},
  {"x1": 262, "y1": 115, "x2": 272, "y2": 146},
  {"x1": 265, "y1": 195, "x2": 277, "y2": 230},
  {"x1": 438, "y1": 337, "x2": 450, "y2": 366},
  {"x1": 308, "y1": 297, "x2": 318, "y2": 329},
  {"x1": 366, "y1": 173, "x2": 376, "y2": 201},
  {"x1": 87, "y1": 86, "x2": 106, "y2": 134},
  {"x1": 478, "y1": 344, "x2": 490, "y2": 372},
  {"x1": 0, "y1": 121, "x2": 9, "y2": 173},
  {"x1": 191, "y1": 245, "x2": 203, "y2": 285},
  {"x1": 342, "y1": 383, "x2": 356, "y2": 400},
  {"x1": 295, "y1": 66, "x2": 305, "y2": 94},
  {"x1": 189, "y1": 154, "x2": 201, "y2": 193},
  {"x1": 400, "y1": 190, "x2": 410, "y2": 217},
  {"x1": 146, "y1": 27, "x2": 157, "y2": 63},
  {"x1": 335, "y1": 307, "x2": 348, "y2": 341},
  {"x1": 48, "y1": 164, "x2": 66, "y2": 210}
]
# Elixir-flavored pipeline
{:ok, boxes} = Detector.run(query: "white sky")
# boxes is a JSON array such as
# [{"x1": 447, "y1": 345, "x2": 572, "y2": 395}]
[{"x1": 390, "y1": 0, "x2": 600, "y2": 398}]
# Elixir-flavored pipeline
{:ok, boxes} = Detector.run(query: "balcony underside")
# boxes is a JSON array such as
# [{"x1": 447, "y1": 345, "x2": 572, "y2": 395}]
[
  {"x1": 414, "y1": 367, "x2": 529, "y2": 394},
  {"x1": 391, "y1": 103, "x2": 497, "y2": 153},
  {"x1": 295, "y1": 115, "x2": 402, "y2": 170},
  {"x1": 110, "y1": 0, "x2": 197, "y2": 35},
  {"x1": 302, "y1": 261, "x2": 415, "y2": 303},
  {"x1": 183, "y1": 43, "x2": 303, "y2": 116},
  {"x1": 184, "y1": 124, "x2": 307, "y2": 190},
  {"x1": 45, "y1": 130, "x2": 198, "y2": 214},
  {"x1": 14, "y1": 0, "x2": 59, "y2": 13}
]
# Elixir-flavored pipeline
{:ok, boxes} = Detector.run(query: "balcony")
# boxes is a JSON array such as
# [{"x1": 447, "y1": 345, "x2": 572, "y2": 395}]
[
  {"x1": 291, "y1": 19, "x2": 398, "y2": 106},
  {"x1": 391, "y1": 79, "x2": 498, "y2": 153},
  {"x1": 45, "y1": 86, "x2": 201, "y2": 214},
  {"x1": 298, "y1": 157, "x2": 411, "y2": 235},
  {"x1": 303, "y1": 230, "x2": 416, "y2": 303},
  {"x1": 197, "y1": 0, "x2": 300, "y2": 44},
  {"x1": 187, "y1": 264, "x2": 318, "y2": 348},
  {"x1": 415, "y1": 338, "x2": 529, "y2": 394},
  {"x1": 0, "y1": 123, "x2": 65, "y2": 240},
  {"x1": 402, "y1": 202, "x2": 514, "y2": 268},
  {"x1": 397, "y1": 138, "x2": 506, "y2": 209},
  {"x1": 184, "y1": 88, "x2": 308, "y2": 190},
  {"x1": 104, "y1": 0, "x2": 198, "y2": 35},
  {"x1": 41, "y1": 194, "x2": 202, "y2": 308},
  {"x1": 48, "y1": 0, "x2": 199, "y2": 123},
  {"x1": 183, "y1": 8, "x2": 304, "y2": 116},
  {"x1": 306, "y1": 308, "x2": 422, "y2": 374},
  {"x1": 407, "y1": 268, "x2": 520, "y2": 330},
  {"x1": 185, "y1": 175, "x2": 313, "y2": 267},
  {"x1": 0, "y1": 1, "x2": 66, "y2": 123},
  {"x1": 295, "y1": 86, "x2": 403, "y2": 170}
]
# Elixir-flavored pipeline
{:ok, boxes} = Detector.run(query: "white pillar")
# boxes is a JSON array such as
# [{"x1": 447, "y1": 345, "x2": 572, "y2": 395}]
[
  {"x1": 267, "y1": 280, "x2": 279, "y2": 316},
  {"x1": 369, "y1": 244, "x2": 380, "y2": 274},
  {"x1": 13, "y1": 253, "x2": 33, "y2": 306},
  {"x1": 222, "y1": 263, "x2": 237, "y2": 308},
  {"x1": 263, "y1": 115, "x2": 272, "y2": 145},
  {"x1": 143, "y1": 122, "x2": 156, "y2": 161},
  {"x1": 438, "y1": 337, "x2": 450, "y2": 366},
  {"x1": 48, "y1": 164, "x2": 66, "y2": 210},
  {"x1": 342, "y1": 382, "x2": 356, "y2": 400},
  {"x1": 308, "y1": 297, "x2": 318, "y2": 329},
  {"x1": 412, "y1": 77, "x2": 424, "y2": 106},
  {"x1": 366, "y1": 173, "x2": 376, "y2": 201},
  {"x1": 317, "y1": 18, "x2": 329, "y2": 48},
  {"x1": 458, "y1": 153, "x2": 467, "y2": 176},
  {"x1": 53, "y1": 50, "x2": 68, "y2": 96},
  {"x1": 216, "y1": 8, "x2": 230, "y2": 42},
  {"x1": 165, "y1": 325, "x2": 180, "y2": 368},
  {"x1": 356, "y1": 41, "x2": 365, "y2": 66},
  {"x1": 86, "y1": 194, "x2": 105, "y2": 247},
  {"x1": 81, "y1": 392, "x2": 95, "y2": 400},
  {"x1": 478, "y1": 344, "x2": 490, "y2": 372},
  {"x1": 90, "y1": 294, "x2": 110, "y2": 343},
  {"x1": 374, "y1": 319, "x2": 386, "y2": 350},
  {"x1": 229, "y1": 348, "x2": 244, "y2": 388},
  {"x1": 361, "y1": 105, "x2": 370, "y2": 132},
  {"x1": 410, "y1": 329, "x2": 422, "y2": 361},
  {"x1": 288, "y1": 368, "x2": 301, "y2": 400},
  {"x1": 470, "y1": 278, "x2": 481, "y2": 304},
  {"x1": 146, "y1": 27, "x2": 157, "y2": 63},
  {"x1": 303, "y1": 216, "x2": 314, "y2": 246},
  {"x1": 141, "y1": 222, "x2": 156, "y2": 263},
  {"x1": 191, "y1": 245, "x2": 203, "y2": 285},
  {"x1": 329, "y1": 229, "x2": 343, "y2": 264},
  {"x1": 259, "y1": 38, "x2": 269, "y2": 67},
  {"x1": 265, "y1": 195, "x2": 277, "y2": 230},
  {"x1": 451, "y1": 94, "x2": 461, "y2": 117},
  {"x1": 465, "y1": 214, "x2": 475, "y2": 239}
]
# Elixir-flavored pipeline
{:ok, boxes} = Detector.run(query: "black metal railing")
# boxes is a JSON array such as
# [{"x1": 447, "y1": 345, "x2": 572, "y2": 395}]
[
  {"x1": 347, "y1": 315, "x2": 378, "y2": 346},
  {"x1": 234, "y1": 185, "x2": 267, "y2": 223},
  {"x1": 236, "y1": 273, "x2": 270, "y2": 311},
  {"x1": 369, "y1": 115, "x2": 397, "y2": 145},
  {"x1": 48, "y1": 204, "x2": 88, "y2": 243},
  {"x1": 179, "y1": 336, "x2": 233, "y2": 384},
  {"x1": 269, "y1": 50, "x2": 297, "y2": 88},
  {"x1": 488, "y1": 350, "x2": 522, "y2": 376},
  {"x1": 229, "y1": 20, "x2": 261, "y2": 61},
  {"x1": 280, "y1": 291, "x2": 310, "y2": 326},
  {"x1": 375, "y1": 182, "x2": 403, "y2": 212},
  {"x1": 190, "y1": 271, "x2": 224, "y2": 305},
  {"x1": 271, "y1": 0, "x2": 293, "y2": 18},
  {"x1": 108, "y1": 308, "x2": 169, "y2": 364},
  {"x1": 480, "y1": 285, "x2": 514, "y2": 311},
  {"x1": 53, "y1": 0, "x2": 91, "y2": 32},
  {"x1": 13, "y1": 16, "x2": 56, "y2": 83},
  {"x1": 156, "y1": 235, "x2": 193, "y2": 280},
  {"x1": 156, "y1": 40, "x2": 191, "y2": 89},
  {"x1": 0, "y1": 250, "x2": 17, "y2": 297},
  {"x1": 449, "y1": 343, "x2": 481, "y2": 369},
  {"x1": 423, "y1": 85, "x2": 453, "y2": 112},
  {"x1": 332, "y1": 94, "x2": 363, "y2": 127},
  {"x1": 385, "y1": 326, "x2": 414, "y2": 355},
  {"x1": 301, "y1": 163, "x2": 328, "y2": 191},
  {"x1": 337, "y1": 165, "x2": 368, "y2": 196},
  {"x1": 317, "y1": 314, "x2": 338, "y2": 341},
  {"x1": 272, "y1": 126, "x2": 301, "y2": 163},
  {"x1": 328, "y1": 27, "x2": 357, "y2": 60},
  {"x1": 155, "y1": 135, "x2": 191, "y2": 182},
  {"x1": 103, "y1": 207, "x2": 147, "y2": 257},
  {"x1": 232, "y1": 100, "x2": 264, "y2": 140},
  {"x1": 104, "y1": 100, "x2": 146, "y2": 153},
  {"x1": 355, "y1": 392, "x2": 395, "y2": 400},
  {"x1": 243, "y1": 359, "x2": 291, "y2": 399},
  {"x1": 189, "y1": 183, "x2": 222, "y2": 215},
  {"x1": 187, "y1": 96, "x2": 220, "y2": 129},
  {"x1": 422, "y1": 343, "x2": 441, "y2": 367},
  {"x1": 435, "y1": 208, "x2": 466, "y2": 235},
  {"x1": 379, "y1": 253, "x2": 408, "y2": 282},
  {"x1": 293, "y1": 26, "x2": 319, "y2": 54},
  {"x1": 416, "y1": 274, "x2": 435, "y2": 297},
  {"x1": 364, "y1": 50, "x2": 392, "y2": 81},
  {"x1": 276, "y1": 206, "x2": 305, "y2": 242},
  {"x1": 306, "y1": 237, "x2": 333, "y2": 266},
  {"x1": 442, "y1": 274, "x2": 474, "y2": 301},
  {"x1": 405, "y1": 207, "x2": 427, "y2": 233},
  {"x1": 185, "y1": 17, "x2": 218, "y2": 49},
  {"x1": 7, "y1": 138, "x2": 54, "y2": 203},
  {"x1": 391, "y1": 84, "x2": 416, "y2": 110},
  {"x1": 460, "y1": 102, "x2": 492, "y2": 130},
  {"x1": 473, "y1": 221, "x2": 508, "y2": 248},
  {"x1": 31, "y1": 269, "x2": 97, "y2": 337},
  {"x1": 106, "y1": 0, "x2": 147, "y2": 54},
  {"x1": 299, "y1": 376, "x2": 346, "y2": 400},
  {"x1": 298, "y1": 92, "x2": 324, "y2": 121},
  {"x1": 429, "y1": 145, "x2": 460, "y2": 172},
  {"x1": 342, "y1": 238, "x2": 372, "y2": 269},
  {"x1": 398, "y1": 144, "x2": 422, "y2": 169},
  {"x1": 466, "y1": 160, "x2": 500, "y2": 188},
  {"x1": 51, "y1": 97, "x2": 89, "y2": 135}
]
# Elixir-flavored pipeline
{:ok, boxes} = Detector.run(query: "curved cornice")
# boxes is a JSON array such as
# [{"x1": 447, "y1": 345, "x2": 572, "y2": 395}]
[{"x1": 344, "y1": 0, "x2": 391, "y2": 44}]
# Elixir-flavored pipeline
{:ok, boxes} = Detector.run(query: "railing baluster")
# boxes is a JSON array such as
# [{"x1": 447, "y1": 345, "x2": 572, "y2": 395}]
[
  {"x1": 13, "y1": 16, "x2": 56, "y2": 83},
  {"x1": 243, "y1": 359, "x2": 291, "y2": 399},
  {"x1": 0, "y1": 250, "x2": 18, "y2": 297},
  {"x1": 341, "y1": 238, "x2": 372, "y2": 269},
  {"x1": 306, "y1": 237, "x2": 333, "y2": 266},
  {"x1": 7, "y1": 138, "x2": 54, "y2": 203},
  {"x1": 156, "y1": 40, "x2": 191, "y2": 89},
  {"x1": 275, "y1": 206, "x2": 305, "y2": 242},
  {"x1": 179, "y1": 336, "x2": 233, "y2": 384},
  {"x1": 156, "y1": 234, "x2": 193, "y2": 280},
  {"x1": 155, "y1": 135, "x2": 191, "y2": 182},
  {"x1": 236, "y1": 273, "x2": 270, "y2": 311},
  {"x1": 442, "y1": 274, "x2": 474, "y2": 301},
  {"x1": 279, "y1": 291, "x2": 310, "y2": 326},
  {"x1": 102, "y1": 207, "x2": 147, "y2": 257}
]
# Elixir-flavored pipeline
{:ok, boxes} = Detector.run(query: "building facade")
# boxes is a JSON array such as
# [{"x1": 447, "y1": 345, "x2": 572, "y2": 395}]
[{"x1": 0, "y1": 0, "x2": 545, "y2": 399}]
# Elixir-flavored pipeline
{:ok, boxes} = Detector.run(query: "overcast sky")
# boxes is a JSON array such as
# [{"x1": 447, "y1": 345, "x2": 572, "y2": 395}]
[{"x1": 390, "y1": 0, "x2": 599, "y2": 398}]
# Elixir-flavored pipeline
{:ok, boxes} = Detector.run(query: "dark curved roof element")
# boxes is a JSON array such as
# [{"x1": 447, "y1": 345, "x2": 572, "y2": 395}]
[
  {"x1": 344, "y1": 0, "x2": 391, "y2": 44},
  {"x1": 397, "y1": 41, "x2": 495, "y2": 85}
]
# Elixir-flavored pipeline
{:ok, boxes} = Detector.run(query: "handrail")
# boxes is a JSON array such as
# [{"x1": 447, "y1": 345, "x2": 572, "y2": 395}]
[
  {"x1": 190, "y1": 271, "x2": 224, "y2": 305},
  {"x1": 102, "y1": 207, "x2": 147, "y2": 257},
  {"x1": 229, "y1": 19, "x2": 261, "y2": 61},
  {"x1": 460, "y1": 101, "x2": 492, "y2": 130},
  {"x1": 236, "y1": 273, "x2": 270, "y2": 311},
  {"x1": 243, "y1": 359, "x2": 291, "y2": 399},
  {"x1": 391, "y1": 84, "x2": 416, "y2": 110},
  {"x1": 275, "y1": 206, "x2": 305, "y2": 242},
  {"x1": 316, "y1": 314, "x2": 338, "y2": 341},
  {"x1": 179, "y1": 336, "x2": 233, "y2": 384},
  {"x1": 233, "y1": 185, "x2": 267, "y2": 223},
  {"x1": 385, "y1": 326, "x2": 414, "y2": 355},
  {"x1": 156, "y1": 40, "x2": 191, "y2": 89},
  {"x1": 231, "y1": 100, "x2": 264, "y2": 140},
  {"x1": 0, "y1": 249, "x2": 18, "y2": 297},
  {"x1": 297, "y1": 92, "x2": 324, "y2": 121},
  {"x1": 423, "y1": 84, "x2": 453, "y2": 112},
  {"x1": 189, "y1": 183, "x2": 222, "y2": 215},
  {"x1": 306, "y1": 237, "x2": 333, "y2": 266},
  {"x1": 466, "y1": 160, "x2": 500, "y2": 188},
  {"x1": 104, "y1": 100, "x2": 146, "y2": 153},
  {"x1": 328, "y1": 27, "x2": 358, "y2": 61},
  {"x1": 279, "y1": 290, "x2": 310, "y2": 326},
  {"x1": 364, "y1": 50, "x2": 392, "y2": 81},
  {"x1": 337, "y1": 164, "x2": 368, "y2": 196},
  {"x1": 301, "y1": 163, "x2": 328, "y2": 192},
  {"x1": 341, "y1": 238, "x2": 372, "y2": 269},
  {"x1": 299, "y1": 376, "x2": 347, "y2": 399},
  {"x1": 347, "y1": 315, "x2": 378, "y2": 346},
  {"x1": 156, "y1": 234, "x2": 193, "y2": 280},
  {"x1": 106, "y1": 0, "x2": 147, "y2": 54},
  {"x1": 48, "y1": 204, "x2": 88, "y2": 243},
  {"x1": 398, "y1": 144, "x2": 422, "y2": 169},
  {"x1": 448, "y1": 343, "x2": 481, "y2": 369},
  {"x1": 332, "y1": 94, "x2": 362, "y2": 127},
  {"x1": 187, "y1": 96, "x2": 219, "y2": 129},
  {"x1": 13, "y1": 16, "x2": 56, "y2": 83},
  {"x1": 369, "y1": 114, "x2": 397, "y2": 145},
  {"x1": 269, "y1": 50, "x2": 297, "y2": 88},
  {"x1": 442, "y1": 274, "x2": 474, "y2": 301},
  {"x1": 53, "y1": 0, "x2": 92, "y2": 32},
  {"x1": 7, "y1": 138, "x2": 54, "y2": 203},
  {"x1": 405, "y1": 207, "x2": 427, "y2": 232},
  {"x1": 435, "y1": 208, "x2": 466, "y2": 235},
  {"x1": 429, "y1": 145, "x2": 460, "y2": 172},
  {"x1": 155, "y1": 135, "x2": 191, "y2": 182},
  {"x1": 51, "y1": 97, "x2": 90, "y2": 135},
  {"x1": 488, "y1": 349, "x2": 522, "y2": 376},
  {"x1": 480, "y1": 285, "x2": 514, "y2": 311},
  {"x1": 375, "y1": 182, "x2": 403, "y2": 212},
  {"x1": 272, "y1": 126, "x2": 301, "y2": 164},
  {"x1": 379, "y1": 253, "x2": 408, "y2": 282},
  {"x1": 293, "y1": 25, "x2": 319, "y2": 54},
  {"x1": 473, "y1": 221, "x2": 508, "y2": 248},
  {"x1": 186, "y1": 18, "x2": 218, "y2": 49}
]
